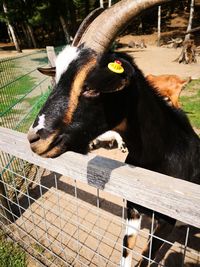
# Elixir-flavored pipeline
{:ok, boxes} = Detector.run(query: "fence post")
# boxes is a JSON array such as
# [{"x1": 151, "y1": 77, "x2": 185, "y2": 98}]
[
  {"x1": 46, "y1": 46, "x2": 56, "y2": 86},
  {"x1": 46, "y1": 46, "x2": 56, "y2": 67}
]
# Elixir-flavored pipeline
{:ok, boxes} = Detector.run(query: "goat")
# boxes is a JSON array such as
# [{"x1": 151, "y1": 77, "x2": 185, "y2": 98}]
[
  {"x1": 27, "y1": 0, "x2": 200, "y2": 266},
  {"x1": 146, "y1": 74, "x2": 190, "y2": 108},
  {"x1": 90, "y1": 130, "x2": 127, "y2": 153}
]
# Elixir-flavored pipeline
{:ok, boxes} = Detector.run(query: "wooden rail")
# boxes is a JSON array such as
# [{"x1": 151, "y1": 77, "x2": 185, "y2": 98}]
[{"x1": 0, "y1": 126, "x2": 200, "y2": 228}]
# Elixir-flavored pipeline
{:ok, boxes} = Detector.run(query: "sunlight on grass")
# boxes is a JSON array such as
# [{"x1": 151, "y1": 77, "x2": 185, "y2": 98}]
[
  {"x1": 0, "y1": 230, "x2": 26, "y2": 267},
  {"x1": 180, "y1": 79, "x2": 200, "y2": 130},
  {"x1": 0, "y1": 75, "x2": 36, "y2": 114}
]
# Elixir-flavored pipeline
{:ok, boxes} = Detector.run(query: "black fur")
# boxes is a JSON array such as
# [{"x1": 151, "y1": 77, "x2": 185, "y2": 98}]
[
  {"x1": 32, "y1": 48, "x2": 200, "y2": 184},
  {"x1": 29, "y1": 47, "x2": 200, "y2": 264}
]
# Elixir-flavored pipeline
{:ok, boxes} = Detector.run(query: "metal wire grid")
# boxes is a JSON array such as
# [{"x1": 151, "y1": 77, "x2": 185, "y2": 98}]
[
  {"x1": 0, "y1": 51, "x2": 47, "y2": 86},
  {"x1": 0, "y1": 151, "x2": 200, "y2": 267},
  {"x1": 0, "y1": 50, "x2": 52, "y2": 216},
  {"x1": 0, "y1": 51, "x2": 51, "y2": 131}
]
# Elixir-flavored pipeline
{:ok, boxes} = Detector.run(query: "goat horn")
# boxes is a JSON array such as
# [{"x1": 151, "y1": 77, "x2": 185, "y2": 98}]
[
  {"x1": 72, "y1": 7, "x2": 105, "y2": 47},
  {"x1": 78, "y1": 0, "x2": 172, "y2": 53}
]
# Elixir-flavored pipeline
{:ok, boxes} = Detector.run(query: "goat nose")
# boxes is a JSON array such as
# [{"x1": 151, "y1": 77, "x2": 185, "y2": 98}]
[{"x1": 27, "y1": 129, "x2": 40, "y2": 144}]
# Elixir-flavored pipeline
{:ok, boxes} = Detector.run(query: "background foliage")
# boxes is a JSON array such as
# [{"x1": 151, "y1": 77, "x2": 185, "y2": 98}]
[{"x1": 0, "y1": 0, "x2": 199, "y2": 48}]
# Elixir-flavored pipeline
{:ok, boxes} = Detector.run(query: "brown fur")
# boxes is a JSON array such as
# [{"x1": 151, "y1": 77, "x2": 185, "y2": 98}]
[
  {"x1": 63, "y1": 58, "x2": 96, "y2": 124},
  {"x1": 146, "y1": 74, "x2": 190, "y2": 108},
  {"x1": 127, "y1": 234, "x2": 137, "y2": 251},
  {"x1": 30, "y1": 132, "x2": 58, "y2": 155},
  {"x1": 113, "y1": 118, "x2": 127, "y2": 134}
]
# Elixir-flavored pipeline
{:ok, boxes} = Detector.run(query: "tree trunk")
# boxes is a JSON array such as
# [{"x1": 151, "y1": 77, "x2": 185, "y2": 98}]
[
  {"x1": 174, "y1": 40, "x2": 197, "y2": 64},
  {"x1": 7, "y1": 23, "x2": 13, "y2": 42},
  {"x1": 26, "y1": 24, "x2": 37, "y2": 48},
  {"x1": 100, "y1": 0, "x2": 104, "y2": 8},
  {"x1": 157, "y1": 6, "x2": 161, "y2": 46},
  {"x1": 3, "y1": 1, "x2": 22, "y2": 53},
  {"x1": 68, "y1": 1, "x2": 77, "y2": 36},
  {"x1": 185, "y1": 0, "x2": 194, "y2": 41},
  {"x1": 85, "y1": 0, "x2": 90, "y2": 16},
  {"x1": 59, "y1": 15, "x2": 70, "y2": 44},
  {"x1": 21, "y1": 23, "x2": 32, "y2": 47}
]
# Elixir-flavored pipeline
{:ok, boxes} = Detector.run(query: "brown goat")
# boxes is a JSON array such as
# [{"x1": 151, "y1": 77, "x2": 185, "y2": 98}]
[{"x1": 146, "y1": 74, "x2": 190, "y2": 108}]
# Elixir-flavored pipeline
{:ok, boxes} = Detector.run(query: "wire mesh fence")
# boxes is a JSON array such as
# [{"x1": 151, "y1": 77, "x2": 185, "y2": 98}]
[
  {"x1": 0, "y1": 129, "x2": 200, "y2": 267},
  {"x1": 0, "y1": 50, "x2": 52, "y2": 256},
  {"x1": 0, "y1": 50, "x2": 52, "y2": 132},
  {"x1": 0, "y1": 48, "x2": 200, "y2": 267}
]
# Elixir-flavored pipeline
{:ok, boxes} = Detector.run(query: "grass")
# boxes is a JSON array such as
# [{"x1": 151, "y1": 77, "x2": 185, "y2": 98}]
[
  {"x1": 0, "y1": 230, "x2": 26, "y2": 267},
  {"x1": 0, "y1": 75, "x2": 36, "y2": 114},
  {"x1": 16, "y1": 88, "x2": 51, "y2": 132},
  {"x1": 32, "y1": 243, "x2": 45, "y2": 254},
  {"x1": 180, "y1": 79, "x2": 200, "y2": 130}
]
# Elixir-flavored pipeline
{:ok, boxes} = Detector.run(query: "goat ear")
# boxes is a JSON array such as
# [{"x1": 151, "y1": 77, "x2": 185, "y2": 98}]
[
  {"x1": 87, "y1": 58, "x2": 134, "y2": 94},
  {"x1": 37, "y1": 67, "x2": 56, "y2": 77},
  {"x1": 101, "y1": 77, "x2": 130, "y2": 93}
]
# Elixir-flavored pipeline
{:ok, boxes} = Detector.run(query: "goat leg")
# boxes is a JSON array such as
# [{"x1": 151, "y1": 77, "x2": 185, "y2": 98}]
[{"x1": 137, "y1": 217, "x2": 176, "y2": 267}]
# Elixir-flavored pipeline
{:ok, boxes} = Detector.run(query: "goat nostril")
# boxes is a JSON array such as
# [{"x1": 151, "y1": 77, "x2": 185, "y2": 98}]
[{"x1": 27, "y1": 131, "x2": 40, "y2": 144}]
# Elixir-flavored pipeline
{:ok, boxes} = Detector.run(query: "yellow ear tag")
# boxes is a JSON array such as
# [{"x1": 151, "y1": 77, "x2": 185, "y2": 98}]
[{"x1": 108, "y1": 60, "x2": 124, "y2": 74}]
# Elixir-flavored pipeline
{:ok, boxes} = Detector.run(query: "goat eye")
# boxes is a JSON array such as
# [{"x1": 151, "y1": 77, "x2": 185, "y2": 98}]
[
  {"x1": 83, "y1": 85, "x2": 91, "y2": 91},
  {"x1": 82, "y1": 85, "x2": 100, "y2": 98}
]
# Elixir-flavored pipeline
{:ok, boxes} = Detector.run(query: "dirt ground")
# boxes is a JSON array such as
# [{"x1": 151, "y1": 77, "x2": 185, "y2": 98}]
[
  {"x1": 117, "y1": 35, "x2": 200, "y2": 79},
  {"x1": 0, "y1": 42, "x2": 44, "y2": 59},
  {"x1": 1, "y1": 36, "x2": 200, "y2": 79}
]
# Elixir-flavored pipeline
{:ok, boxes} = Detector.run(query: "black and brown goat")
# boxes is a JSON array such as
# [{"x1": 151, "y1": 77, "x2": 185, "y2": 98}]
[{"x1": 27, "y1": 0, "x2": 200, "y2": 266}]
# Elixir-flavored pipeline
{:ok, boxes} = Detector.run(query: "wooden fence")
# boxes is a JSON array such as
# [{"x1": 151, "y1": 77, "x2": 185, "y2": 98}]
[
  {"x1": 0, "y1": 126, "x2": 200, "y2": 229},
  {"x1": 0, "y1": 126, "x2": 200, "y2": 266}
]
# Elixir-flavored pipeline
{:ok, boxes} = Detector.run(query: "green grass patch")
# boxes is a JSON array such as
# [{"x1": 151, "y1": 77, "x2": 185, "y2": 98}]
[
  {"x1": 32, "y1": 243, "x2": 45, "y2": 254},
  {"x1": 0, "y1": 80, "x2": 51, "y2": 130},
  {"x1": 0, "y1": 75, "x2": 36, "y2": 114},
  {"x1": 0, "y1": 230, "x2": 26, "y2": 267},
  {"x1": 16, "y1": 88, "x2": 51, "y2": 132},
  {"x1": 180, "y1": 79, "x2": 200, "y2": 130}
]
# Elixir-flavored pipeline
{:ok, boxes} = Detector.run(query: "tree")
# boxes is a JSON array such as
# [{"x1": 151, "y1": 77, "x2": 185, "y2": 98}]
[
  {"x1": 2, "y1": 0, "x2": 22, "y2": 52},
  {"x1": 185, "y1": 0, "x2": 195, "y2": 40},
  {"x1": 21, "y1": 0, "x2": 38, "y2": 48},
  {"x1": 157, "y1": 6, "x2": 161, "y2": 46},
  {"x1": 59, "y1": 15, "x2": 70, "y2": 44},
  {"x1": 100, "y1": 0, "x2": 104, "y2": 8},
  {"x1": 26, "y1": 23, "x2": 37, "y2": 48}
]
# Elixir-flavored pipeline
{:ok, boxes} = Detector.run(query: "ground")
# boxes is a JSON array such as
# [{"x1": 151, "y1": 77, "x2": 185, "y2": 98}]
[
  {"x1": 118, "y1": 35, "x2": 200, "y2": 79},
  {"x1": 0, "y1": 42, "x2": 44, "y2": 59},
  {"x1": 1, "y1": 36, "x2": 200, "y2": 79}
]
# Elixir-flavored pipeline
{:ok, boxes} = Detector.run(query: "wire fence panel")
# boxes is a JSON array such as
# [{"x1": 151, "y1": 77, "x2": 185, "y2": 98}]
[
  {"x1": 0, "y1": 48, "x2": 199, "y2": 266},
  {"x1": 0, "y1": 50, "x2": 52, "y2": 132},
  {"x1": 0, "y1": 129, "x2": 200, "y2": 267},
  {"x1": 0, "y1": 50, "x2": 52, "y2": 243}
]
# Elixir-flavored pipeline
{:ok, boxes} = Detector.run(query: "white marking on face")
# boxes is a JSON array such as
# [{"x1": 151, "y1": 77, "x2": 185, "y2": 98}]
[
  {"x1": 125, "y1": 217, "x2": 141, "y2": 236},
  {"x1": 32, "y1": 114, "x2": 46, "y2": 132},
  {"x1": 55, "y1": 45, "x2": 80, "y2": 83}
]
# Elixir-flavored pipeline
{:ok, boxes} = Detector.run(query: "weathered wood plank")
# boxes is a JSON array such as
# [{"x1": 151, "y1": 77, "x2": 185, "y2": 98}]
[
  {"x1": 46, "y1": 46, "x2": 56, "y2": 67},
  {"x1": 0, "y1": 126, "x2": 200, "y2": 228}
]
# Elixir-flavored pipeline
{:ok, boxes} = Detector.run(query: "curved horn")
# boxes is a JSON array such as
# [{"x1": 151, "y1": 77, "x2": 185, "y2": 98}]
[
  {"x1": 78, "y1": 0, "x2": 172, "y2": 53},
  {"x1": 72, "y1": 7, "x2": 105, "y2": 47}
]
